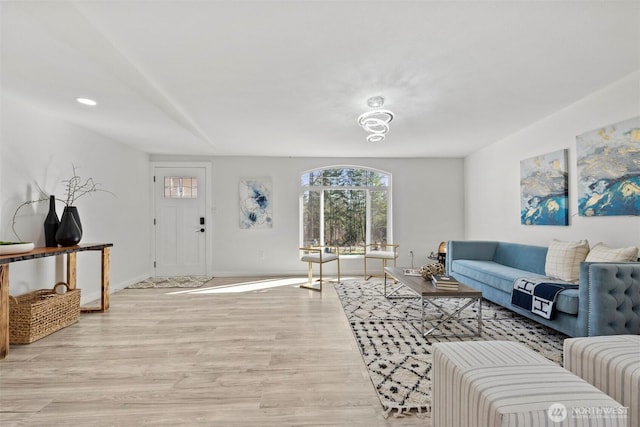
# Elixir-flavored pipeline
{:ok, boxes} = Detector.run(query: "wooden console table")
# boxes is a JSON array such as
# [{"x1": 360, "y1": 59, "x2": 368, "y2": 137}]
[{"x1": 0, "y1": 243, "x2": 113, "y2": 360}]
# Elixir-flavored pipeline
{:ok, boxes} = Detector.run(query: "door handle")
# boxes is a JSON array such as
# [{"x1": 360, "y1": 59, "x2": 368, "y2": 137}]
[{"x1": 196, "y1": 228, "x2": 205, "y2": 233}]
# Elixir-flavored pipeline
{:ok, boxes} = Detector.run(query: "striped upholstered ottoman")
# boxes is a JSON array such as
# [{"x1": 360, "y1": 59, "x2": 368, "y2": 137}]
[
  {"x1": 432, "y1": 341, "x2": 627, "y2": 427},
  {"x1": 564, "y1": 335, "x2": 640, "y2": 427}
]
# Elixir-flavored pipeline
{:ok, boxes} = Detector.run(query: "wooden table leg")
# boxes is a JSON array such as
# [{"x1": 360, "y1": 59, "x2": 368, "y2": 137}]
[
  {"x1": 80, "y1": 247, "x2": 110, "y2": 313},
  {"x1": 101, "y1": 247, "x2": 110, "y2": 311},
  {"x1": 0, "y1": 265, "x2": 9, "y2": 360},
  {"x1": 66, "y1": 252, "x2": 77, "y2": 289}
]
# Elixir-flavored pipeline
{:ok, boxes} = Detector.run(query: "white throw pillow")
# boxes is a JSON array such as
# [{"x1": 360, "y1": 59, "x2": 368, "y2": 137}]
[
  {"x1": 586, "y1": 243, "x2": 639, "y2": 262},
  {"x1": 545, "y1": 239, "x2": 590, "y2": 283}
]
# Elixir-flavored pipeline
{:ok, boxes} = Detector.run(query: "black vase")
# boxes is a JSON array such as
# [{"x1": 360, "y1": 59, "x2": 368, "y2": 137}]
[
  {"x1": 55, "y1": 206, "x2": 82, "y2": 247},
  {"x1": 43, "y1": 195, "x2": 60, "y2": 247},
  {"x1": 66, "y1": 206, "x2": 82, "y2": 234}
]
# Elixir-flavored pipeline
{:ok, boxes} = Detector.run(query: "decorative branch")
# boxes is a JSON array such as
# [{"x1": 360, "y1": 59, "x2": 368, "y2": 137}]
[
  {"x1": 9, "y1": 164, "x2": 114, "y2": 241},
  {"x1": 62, "y1": 164, "x2": 113, "y2": 206},
  {"x1": 11, "y1": 197, "x2": 48, "y2": 241}
]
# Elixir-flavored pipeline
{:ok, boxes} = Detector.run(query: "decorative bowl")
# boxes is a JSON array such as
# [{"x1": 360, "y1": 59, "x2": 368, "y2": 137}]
[{"x1": 0, "y1": 242, "x2": 35, "y2": 255}]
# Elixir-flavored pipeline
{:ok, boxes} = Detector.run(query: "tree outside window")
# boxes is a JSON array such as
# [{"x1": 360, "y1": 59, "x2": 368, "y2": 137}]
[{"x1": 301, "y1": 166, "x2": 390, "y2": 255}]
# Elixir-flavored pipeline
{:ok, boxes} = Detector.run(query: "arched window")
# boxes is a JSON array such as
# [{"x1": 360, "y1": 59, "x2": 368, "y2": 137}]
[{"x1": 300, "y1": 166, "x2": 392, "y2": 255}]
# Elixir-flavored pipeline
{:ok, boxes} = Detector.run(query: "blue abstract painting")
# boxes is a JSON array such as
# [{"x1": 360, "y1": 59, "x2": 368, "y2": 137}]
[
  {"x1": 240, "y1": 178, "x2": 273, "y2": 228},
  {"x1": 520, "y1": 149, "x2": 569, "y2": 225},
  {"x1": 577, "y1": 116, "x2": 640, "y2": 217}
]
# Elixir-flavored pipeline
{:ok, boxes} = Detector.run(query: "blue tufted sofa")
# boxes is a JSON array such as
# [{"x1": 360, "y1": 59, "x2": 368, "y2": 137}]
[{"x1": 446, "y1": 240, "x2": 640, "y2": 337}]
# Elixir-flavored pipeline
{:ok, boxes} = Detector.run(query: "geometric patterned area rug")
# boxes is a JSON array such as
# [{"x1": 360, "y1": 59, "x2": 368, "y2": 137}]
[
  {"x1": 334, "y1": 279, "x2": 568, "y2": 418},
  {"x1": 126, "y1": 276, "x2": 214, "y2": 289}
]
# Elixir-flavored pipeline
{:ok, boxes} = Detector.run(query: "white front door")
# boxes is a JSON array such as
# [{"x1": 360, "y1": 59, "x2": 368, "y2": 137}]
[{"x1": 154, "y1": 166, "x2": 207, "y2": 276}]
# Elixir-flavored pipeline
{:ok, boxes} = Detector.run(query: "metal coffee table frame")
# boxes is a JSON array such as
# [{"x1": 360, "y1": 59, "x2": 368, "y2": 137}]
[{"x1": 384, "y1": 267, "x2": 482, "y2": 338}]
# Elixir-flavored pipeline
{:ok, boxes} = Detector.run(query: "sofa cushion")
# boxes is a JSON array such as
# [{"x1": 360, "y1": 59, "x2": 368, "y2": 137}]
[
  {"x1": 452, "y1": 260, "x2": 579, "y2": 315},
  {"x1": 493, "y1": 242, "x2": 548, "y2": 275},
  {"x1": 585, "y1": 242, "x2": 639, "y2": 262},
  {"x1": 453, "y1": 260, "x2": 545, "y2": 293},
  {"x1": 553, "y1": 288, "x2": 579, "y2": 315},
  {"x1": 545, "y1": 239, "x2": 590, "y2": 282}
]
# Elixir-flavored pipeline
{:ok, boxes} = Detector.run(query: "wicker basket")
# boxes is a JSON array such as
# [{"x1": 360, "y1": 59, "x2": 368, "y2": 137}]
[{"x1": 9, "y1": 282, "x2": 81, "y2": 344}]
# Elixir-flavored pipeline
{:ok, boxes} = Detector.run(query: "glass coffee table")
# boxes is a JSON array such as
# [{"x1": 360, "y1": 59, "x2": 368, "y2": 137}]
[{"x1": 384, "y1": 266, "x2": 483, "y2": 338}]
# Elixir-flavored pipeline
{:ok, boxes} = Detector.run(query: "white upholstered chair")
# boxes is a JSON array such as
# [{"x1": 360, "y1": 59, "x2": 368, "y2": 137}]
[
  {"x1": 364, "y1": 243, "x2": 399, "y2": 279},
  {"x1": 299, "y1": 246, "x2": 340, "y2": 291}
]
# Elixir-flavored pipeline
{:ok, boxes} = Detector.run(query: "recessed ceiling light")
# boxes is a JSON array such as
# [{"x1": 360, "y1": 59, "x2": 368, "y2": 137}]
[{"x1": 76, "y1": 97, "x2": 97, "y2": 106}]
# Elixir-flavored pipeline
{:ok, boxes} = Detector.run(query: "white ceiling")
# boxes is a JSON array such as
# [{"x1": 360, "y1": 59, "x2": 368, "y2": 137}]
[{"x1": 2, "y1": 1, "x2": 638, "y2": 158}]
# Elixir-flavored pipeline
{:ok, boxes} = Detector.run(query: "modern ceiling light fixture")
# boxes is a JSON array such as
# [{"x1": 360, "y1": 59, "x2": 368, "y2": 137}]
[{"x1": 357, "y1": 96, "x2": 394, "y2": 143}]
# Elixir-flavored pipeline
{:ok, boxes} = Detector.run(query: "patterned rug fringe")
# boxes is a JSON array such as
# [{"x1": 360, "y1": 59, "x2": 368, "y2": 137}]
[{"x1": 384, "y1": 404, "x2": 430, "y2": 419}]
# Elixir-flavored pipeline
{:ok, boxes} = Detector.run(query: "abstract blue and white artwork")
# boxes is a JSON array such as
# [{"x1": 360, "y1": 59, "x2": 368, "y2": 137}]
[
  {"x1": 576, "y1": 116, "x2": 640, "y2": 216},
  {"x1": 239, "y1": 178, "x2": 273, "y2": 229},
  {"x1": 520, "y1": 149, "x2": 569, "y2": 225}
]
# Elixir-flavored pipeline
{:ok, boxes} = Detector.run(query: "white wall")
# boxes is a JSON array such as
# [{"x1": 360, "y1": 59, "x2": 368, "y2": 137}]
[
  {"x1": 151, "y1": 155, "x2": 466, "y2": 276},
  {"x1": 464, "y1": 71, "x2": 640, "y2": 249},
  {"x1": 0, "y1": 96, "x2": 151, "y2": 303}
]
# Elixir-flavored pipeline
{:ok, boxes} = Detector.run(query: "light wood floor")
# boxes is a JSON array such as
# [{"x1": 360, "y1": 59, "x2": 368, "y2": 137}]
[{"x1": 1, "y1": 277, "x2": 431, "y2": 426}]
